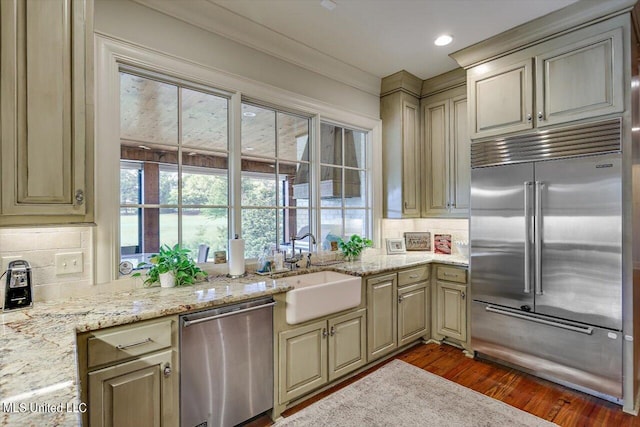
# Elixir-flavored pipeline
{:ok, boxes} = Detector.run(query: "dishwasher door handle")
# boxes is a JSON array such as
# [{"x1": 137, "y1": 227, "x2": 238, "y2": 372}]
[{"x1": 182, "y1": 301, "x2": 276, "y2": 327}]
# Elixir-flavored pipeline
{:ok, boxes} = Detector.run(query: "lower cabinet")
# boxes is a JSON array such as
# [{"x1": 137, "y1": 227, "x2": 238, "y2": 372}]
[
  {"x1": 398, "y1": 282, "x2": 430, "y2": 346},
  {"x1": 366, "y1": 274, "x2": 398, "y2": 360},
  {"x1": 433, "y1": 265, "x2": 468, "y2": 345},
  {"x1": 367, "y1": 267, "x2": 430, "y2": 362},
  {"x1": 88, "y1": 350, "x2": 175, "y2": 427},
  {"x1": 78, "y1": 316, "x2": 179, "y2": 427},
  {"x1": 278, "y1": 309, "x2": 366, "y2": 404}
]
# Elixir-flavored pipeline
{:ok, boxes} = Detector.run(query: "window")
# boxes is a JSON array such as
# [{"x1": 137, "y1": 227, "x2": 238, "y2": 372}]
[
  {"x1": 241, "y1": 103, "x2": 311, "y2": 258},
  {"x1": 318, "y1": 123, "x2": 370, "y2": 250},
  {"x1": 117, "y1": 70, "x2": 372, "y2": 266},
  {"x1": 119, "y1": 71, "x2": 230, "y2": 264}
]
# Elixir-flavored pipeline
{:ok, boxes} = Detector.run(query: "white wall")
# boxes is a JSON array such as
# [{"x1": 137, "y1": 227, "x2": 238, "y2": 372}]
[{"x1": 93, "y1": 0, "x2": 380, "y2": 119}]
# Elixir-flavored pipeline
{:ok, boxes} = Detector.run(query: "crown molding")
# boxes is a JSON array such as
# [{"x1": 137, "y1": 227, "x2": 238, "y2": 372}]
[
  {"x1": 421, "y1": 68, "x2": 466, "y2": 97},
  {"x1": 380, "y1": 70, "x2": 422, "y2": 98},
  {"x1": 450, "y1": 0, "x2": 637, "y2": 69},
  {"x1": 130, "y1": 0, "x2": 381, "y2": 96}
]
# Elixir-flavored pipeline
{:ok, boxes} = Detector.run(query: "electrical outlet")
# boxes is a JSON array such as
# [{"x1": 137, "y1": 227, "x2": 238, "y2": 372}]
[
  {"x1": 2, "y1": 256, "x2": 24, "y2": 272},
  {"x1": 55, "y1": 252, "x2": 83, "y2": 275}
]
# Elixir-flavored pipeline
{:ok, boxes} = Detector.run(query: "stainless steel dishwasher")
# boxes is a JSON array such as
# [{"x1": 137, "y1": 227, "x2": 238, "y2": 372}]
[{"x1": 180, "y1": 297, "x2": 275, "y2": 427}]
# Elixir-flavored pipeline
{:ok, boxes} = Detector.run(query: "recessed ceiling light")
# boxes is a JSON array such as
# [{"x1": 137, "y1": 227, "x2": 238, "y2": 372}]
[
  {"x1": 434, "y1": 34, "x2": 453, "y2": 47},
  {"x1": 188, "y1": 152, "x2": 197, "y2": 156},
  {"x1": 138, "y1": 145, "x2": 151, "y2": 150},
  {"x1": 243, "y1": 111, "x2": 256, "y2": 117},
  {"x1": 320, "y1": 0, "x2": 337, "y2": 11},
  {"x1": 245, "y1": 147, "x2": 255, "y2": 151}
]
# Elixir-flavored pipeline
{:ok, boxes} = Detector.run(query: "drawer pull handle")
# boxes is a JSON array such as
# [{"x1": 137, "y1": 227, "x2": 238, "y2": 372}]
[
  {"x1": 409, "y1": 274, "x2": 419, "y2": 279},
  {"x1": 116, "y1": 337, "x2": 153, "y2": 350}
]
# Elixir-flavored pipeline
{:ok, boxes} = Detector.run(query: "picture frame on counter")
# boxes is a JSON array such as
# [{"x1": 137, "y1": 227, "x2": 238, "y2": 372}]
[
  {"x1": 404, "y1": 232, "x2": 431, "y2": 251},
  {"x1": 385, "y1": 238, "x2": 406, "y2": 254},
  {"x1": 434, "y1": 234, "x2": 452, "y2": 254}
]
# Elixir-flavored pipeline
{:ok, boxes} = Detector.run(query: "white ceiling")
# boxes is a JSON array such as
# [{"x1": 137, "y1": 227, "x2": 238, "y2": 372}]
[
  {"x1": 209, "y1": 0, "x2": 579, "y2": 80},
  {"x1": 135, "y1": 0, "x2": 579, "y2": 89}
]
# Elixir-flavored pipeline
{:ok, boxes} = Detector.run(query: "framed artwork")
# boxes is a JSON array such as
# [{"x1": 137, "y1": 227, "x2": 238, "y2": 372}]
[
  {"x1": 434, "y1": 234, "x2": 452, "y2": 254},
  {"x1": 404, "y1": 232, "x2": 431, "y2": 251},
  {"x1": 386, "y1": 238, "x2": 406, "y2": 254}
]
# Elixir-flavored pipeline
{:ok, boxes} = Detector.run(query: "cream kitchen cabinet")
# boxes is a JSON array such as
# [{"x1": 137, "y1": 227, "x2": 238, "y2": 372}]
[
  {"x1": 433, "y1": 265, "x2": 468, "y2": 345},
  {"x1": 422, "y1": 85, "x2": 469, "y2": 217},
  {"x1": 380, "y1": 71, "x2": 422, "y2": 218},
  {"x1": 467, "y1": 17, "x2": 624, "y2": 140},
  {"x1": 0, "y1": 0, "x2": 94, "y2": 225},
  {"x1": 367, "y1": 266, "x2": 430, "y2": 361},
  {"x1": 77, "y1": 317, "x2": 179, "y2": 427},
  {"x1": 278, "y1": 308, "x2": 366, "y2": 404}
]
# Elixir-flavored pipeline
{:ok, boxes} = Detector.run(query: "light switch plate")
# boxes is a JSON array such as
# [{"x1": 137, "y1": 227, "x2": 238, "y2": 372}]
[{"x1": 55, "y1": 252, "x2": 83, "y2": 275}]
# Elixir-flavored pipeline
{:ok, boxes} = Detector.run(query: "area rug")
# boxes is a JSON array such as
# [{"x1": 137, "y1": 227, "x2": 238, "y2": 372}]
[{"x1": 274, "y1": 359, "x2": 557, "y2": 427}]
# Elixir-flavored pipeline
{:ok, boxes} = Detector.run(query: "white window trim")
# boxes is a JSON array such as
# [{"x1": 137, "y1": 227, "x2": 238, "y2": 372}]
[{"x1": 94, "y1": 35, "x2": 382, "y2": 284}]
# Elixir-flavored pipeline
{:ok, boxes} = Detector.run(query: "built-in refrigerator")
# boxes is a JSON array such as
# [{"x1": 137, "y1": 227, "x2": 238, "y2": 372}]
[{"x1": 470, "y1": 119, "x2": 623, "y2": 402}]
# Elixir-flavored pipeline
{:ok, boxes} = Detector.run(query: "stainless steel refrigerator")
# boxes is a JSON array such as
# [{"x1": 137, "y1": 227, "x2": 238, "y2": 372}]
[{"x1": 470, "y1": 119, "x2": 623, "y2": 402}]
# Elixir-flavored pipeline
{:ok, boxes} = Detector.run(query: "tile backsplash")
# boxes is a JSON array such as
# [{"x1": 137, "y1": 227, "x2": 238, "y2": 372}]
[
  {"x1": 0, "y1": 226, "x2": 93, "y2": 302},
  {"x1": 381, "y1": 218, "x2": 469, "y2": 255}
]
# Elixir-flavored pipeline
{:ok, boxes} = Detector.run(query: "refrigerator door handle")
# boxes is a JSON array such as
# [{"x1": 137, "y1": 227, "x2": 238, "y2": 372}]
[
  {"x1": 524, "y1": 182, "x2": 533, "y2": 294},
  {"x1": 534, "y1": 181, "x2": 543, "y2": 295},
  {"x1": 485, "y1": 306, "x2": 594, "y2": 335}
]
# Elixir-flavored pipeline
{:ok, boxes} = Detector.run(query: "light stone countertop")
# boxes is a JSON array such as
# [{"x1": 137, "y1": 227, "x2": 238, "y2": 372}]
[{"x1": 0, "y1": 253, "x2": 467, "y2": 426}]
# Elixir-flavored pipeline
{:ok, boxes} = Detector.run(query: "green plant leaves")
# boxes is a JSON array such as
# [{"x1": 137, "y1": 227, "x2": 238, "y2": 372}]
[
  {"x1": 337, "y1": 234, "x2": 372, "y2": 261},
  {"x1": 133, "y1": 244, "x2": 206, "y2": 287}
]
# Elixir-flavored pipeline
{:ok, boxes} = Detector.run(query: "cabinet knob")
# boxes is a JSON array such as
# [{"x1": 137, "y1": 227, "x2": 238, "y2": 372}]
[
  {"x1": 527, "y1": 114, "x2": 532, "y2": 122},
  {"x1": 398, "y1": 295, "x2": 404, "y2": 303},
  {"x1": 330, "y1": 326, "x2": 336, "y2": 336},
  {"x1": 322, "y1": 328, "x2": 328, "y2": 338},
  {"x1": 163, "y1": 363, "x2": 172, "y2": 377},
  {"x1": 537, "y1": 112, "x2": 543, "y2": 120},
  {"x1": 461, "y1": 291, "x2": 466, "y2": 300},
  {"x1": 75, "y1": 189, "x2": 84, "y2": 205}
]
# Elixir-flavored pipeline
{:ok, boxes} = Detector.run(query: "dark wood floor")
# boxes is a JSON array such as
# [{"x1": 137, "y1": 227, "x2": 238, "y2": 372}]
[{"x1": 247, "y1": 342, "x2": 640, "y2": 426}]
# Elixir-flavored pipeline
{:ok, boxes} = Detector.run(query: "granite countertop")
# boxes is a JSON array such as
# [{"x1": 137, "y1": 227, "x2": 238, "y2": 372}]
[{"x1": 0, "y1": 253, "x2": 467, "y2": 426}]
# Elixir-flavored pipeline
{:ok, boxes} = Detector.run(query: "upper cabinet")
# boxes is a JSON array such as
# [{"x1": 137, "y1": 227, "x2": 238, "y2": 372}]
[
  {"x1": 380, "y1": 71, "x2": 422, "y2": 218},
  {"x1": 0, "y1": 0, "x2": 94, "y2": 225},
  {"x1": 467, "y1": 59, "x2": 533, "y2": 138},
  {"x1": 463, "y1": 12, "x2": 626, "y2": 140},
  {"x1": 421, "y1": 69, "x2": 469, "y2": 217}
]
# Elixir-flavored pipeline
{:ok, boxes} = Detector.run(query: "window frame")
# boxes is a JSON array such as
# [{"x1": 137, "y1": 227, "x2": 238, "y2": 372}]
[{"x1": 95, "y1": 36, "x2": 382, "y2": 284}]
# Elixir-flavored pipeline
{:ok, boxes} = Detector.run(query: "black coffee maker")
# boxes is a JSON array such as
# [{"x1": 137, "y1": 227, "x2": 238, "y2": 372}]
[{"x1": 3, "y1": 260, "x2": 33, "y2": 311}]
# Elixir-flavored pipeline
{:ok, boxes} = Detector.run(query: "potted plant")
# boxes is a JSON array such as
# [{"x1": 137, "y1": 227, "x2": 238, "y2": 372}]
[
  {"x1": 338, "y1": 234, "x2": 373, "y2": 262},
  {"x1": 133, "y1": 244, "x2": 207, "y2": 288}
]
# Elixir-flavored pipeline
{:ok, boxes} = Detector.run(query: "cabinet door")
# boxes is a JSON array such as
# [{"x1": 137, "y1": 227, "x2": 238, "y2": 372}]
[
  {"x1": 401, "y1": 97, "x2": 421, "y2": 217},
  {"x1": 88, "y1": 349, "x2": 176, "y2": 427},
  {"x1": 367, "y1": 274, "x2": 397, "y2": 361},
  {"x1": 422, "y1": 99, "x2": 450, "y2": 216},
  {"x1": 535, "y1": 27, "x2": 623, "y2": 127},
  {"x1": 328, "y1": 309, "x2": 366, "y2": 382},
  {"x1": 450, "y1": 96, "x2": 470, "y2": 214},
  {"x1": 468, "y1": 59, "x2": 533, "y2": 139},
  {"x1": 436, "y1": 281, "x2": 467, "y2": 342},
  {"x1": 278, "y1": 320, "x2": 327, "y2": 404},
  {"x1": 0, "y1": 0, "x2": 91, "y2": 221},
  {"x1": 398, "y1": 282, "x2": 429, "y2": 346}
]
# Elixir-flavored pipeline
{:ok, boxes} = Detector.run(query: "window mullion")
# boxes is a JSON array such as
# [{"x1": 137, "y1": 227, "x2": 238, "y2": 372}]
[
  {"x1": 230, "y1": 92, "x2": 243, "y2": 239},
  {"x1": 177, "y1": 88, "x2": 183, "y2": 247}
]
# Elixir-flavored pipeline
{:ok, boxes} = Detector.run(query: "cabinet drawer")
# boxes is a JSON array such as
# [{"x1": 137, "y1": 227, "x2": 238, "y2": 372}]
[
  {"x1": 398, "y1": 266, "x2": 429, "y2": 287},
  {"x1": 436, "y1": 266, "x2": 467, "y2": 284},
  {"x1": 87, "y1": 319, "x2": 173, "y2": 368}
]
